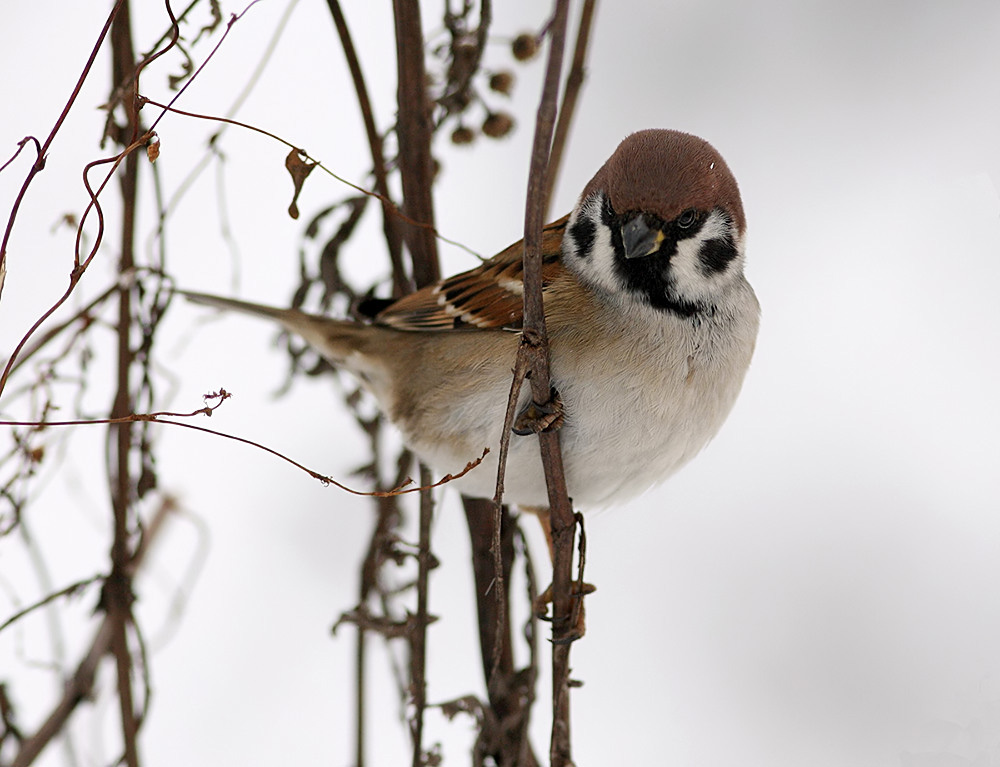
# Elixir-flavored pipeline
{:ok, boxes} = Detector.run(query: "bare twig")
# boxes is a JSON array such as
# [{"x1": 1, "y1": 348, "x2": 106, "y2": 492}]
[
  {"x1": 107, "y1": 5, "x2": 143, "y2": 764},
  {"x1": 9, "y1": 500, "x2": 176, "y2": 767},
  {"x1": 138, "y1": 98, "x2": 479, "y2": 258},
  {"x1": 464, "y1": 497, "x2": 540, "y2": 767},
  {"x1": 0, "y1": 574, "x2": 105, "y2": 635},
  {"x1": 0, "y1": 0, "x2": 128, "y2": 395},
  {"x1": 325, "y1": 0, "x2": 408, "y2": 296},
  {"x1": 392, "y1": 0, "x2": 441, "y2": 288},
  {"x1": 0, "y1": 0, "x2": 126, "y2": 307},
  {"x1": 516, "y1": 3, "x2": 576, "y2": 766},
  {"x1": 409, "y1": 465, "x2": 435, "y2": 767},
  {"x1": 389, "y1": 5, "x2": 445, "y2": 765},
  {"x1": 488, "y1": 339, "x2": 533, "y2": 681},
  {"x1": 0, "y1": 412, "x2": 488, "y2": 498},
  {"x1": 543, "y1": 0, "x2": 597, "y2": 219},
  {"x1": 0, "y1": 283, "x2": 118, "y2": 381}
]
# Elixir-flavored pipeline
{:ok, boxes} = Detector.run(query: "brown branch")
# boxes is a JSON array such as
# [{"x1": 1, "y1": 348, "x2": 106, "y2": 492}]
[
  {"x1": 9, "y1": 499, "x2": 176, "y2": 767},
  {"x1": 108, "y1": 4, "x2": 143, "y2": 763},
  {"x1": 409, "y1": 465, "x2": 434, "y2": 767},
  {"x1": 0, "y1": 128, "x2": 155, "y2": 402},
  {"x1": 0, "y1": 575, "x2": 105, "y2": 635},
  {"x1": 0, "y1": 283, "x2": 118, "y2": 380},
  {"x1": 517, "y1": 3, "x2": 576, "y2": 766},
  {"x1": 392, "y1": 0, "x2": 440, "y2": 288},
  {"x1": 542, "y1": 0, "x2": 597, "y2": 219},
  {"x1": 138, "y1": 98, "x2": 479, "y2": 259},
  {"x1": 488, "y1": 337, "x2": 533, "y2": 688},
  {"x1": 389, "y1": 6, "x2": 444, "y2": 766},
  {"x1": 1, "y1": 3, "x2": 288, "y2": 404},
  {"x1": 349, "y1": 412, "x2": 412, "y2": 767},
  {"x1": 0, "y1": 2, "x2": 137, "y2": 398},
  {"x1": 463, "y1": 497, "x2": 540, "y2": 767},
  {"x1": 0, "y1": 413, "x2": 488, "y2": 499},
  {"x1": 325, "y1": 0, "x2": 408, "y2": 296},
  {"x1": 0, "y1": 0, "x2": 127, "y2": 306}
]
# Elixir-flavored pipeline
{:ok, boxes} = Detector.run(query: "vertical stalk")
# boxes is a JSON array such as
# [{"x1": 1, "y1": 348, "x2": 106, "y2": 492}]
[
  {"x1": 392, "y1": 0, "x2": 440, "y2": 286},
  {"x1": 108, "y1": 3, "x2": 141, "y2": 765},
  {"x1": 410, "y1": 466, "x2": 434, "y2": 767},
  {"x1": 391, "y1": 4, "x2": 441, "y2": 764},
  {"x1": 517, "y1": 1, "x2": 574, "y2": 764}
]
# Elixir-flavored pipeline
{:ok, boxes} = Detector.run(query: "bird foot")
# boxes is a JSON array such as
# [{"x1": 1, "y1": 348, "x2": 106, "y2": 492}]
[
  {"x1": 533, "y1": 580, "x2": 597, "y2": 642},
  {"x1": 512, "y1": 388, "x2": 565, "y2": 435}
]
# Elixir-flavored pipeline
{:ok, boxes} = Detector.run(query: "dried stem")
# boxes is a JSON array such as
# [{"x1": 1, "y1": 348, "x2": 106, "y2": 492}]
[
  {"x1": 9, "y1": 501, "x2": 175, "y2": 767},
  {"x1": 392, "y1": 0, "x2": 440, "y2": 287},
  {"x1": 0, "y1": 0, "x2": 125, "y2": 393},
  {"x1": 516, "y1": 2, "x2": 576, "y2": 765},
  {"x1": 0, "y1": 0, "x2": 126, "y2": 309},
  {"x1": 108, "y1": 3, "x2": 143, "y2": 764},
  {"x1": 325, "y1": 0, "x2": 408, "y2": 296},
  {"x1": 390, "y1": 4, "x2": 442, "y2": 764},
  {"x1": 543, "y1": 0, "x2": 597, "y2": 219},
  {"x1": 410, "y1": 465, "x2": 435, "y2": 767},
  {"x1": 464, "y1": 497, "x2": 540, "y2": 766}
]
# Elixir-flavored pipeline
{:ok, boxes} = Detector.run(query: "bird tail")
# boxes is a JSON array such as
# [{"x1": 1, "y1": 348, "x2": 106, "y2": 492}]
[{"x1": 178, "y1": 289, "x2": 369, "y2": 365}]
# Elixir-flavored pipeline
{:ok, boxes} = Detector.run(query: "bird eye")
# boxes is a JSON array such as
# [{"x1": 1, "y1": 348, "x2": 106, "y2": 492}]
[{"x1": 677, "y1": 209, "x2": 698, "y2": 229}]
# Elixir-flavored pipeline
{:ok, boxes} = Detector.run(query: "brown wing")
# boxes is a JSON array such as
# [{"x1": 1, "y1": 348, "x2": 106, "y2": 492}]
[{"x1": 375, "y1": 216, "x2": 570, "y2": 331}]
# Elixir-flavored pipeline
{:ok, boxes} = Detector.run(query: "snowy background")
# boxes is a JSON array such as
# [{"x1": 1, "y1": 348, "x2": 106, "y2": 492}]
[{"x1": 2, "y1": 1, "x2": 1000, "y2": 766}]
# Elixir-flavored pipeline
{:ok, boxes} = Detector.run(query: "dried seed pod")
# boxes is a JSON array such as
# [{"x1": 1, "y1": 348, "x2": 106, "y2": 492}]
[
  {"x1": 482, "y1": 112, "x2": 514, "y2": 139},
  {"x1": 512, "y1": 33, "x2": 539, "y2": 61},
  {"x1": 488, "y1": 71, "x2": 514, "y2": 95},
  {"x1": 451, "y1": 125, "x2": 476, "y2": 145}
]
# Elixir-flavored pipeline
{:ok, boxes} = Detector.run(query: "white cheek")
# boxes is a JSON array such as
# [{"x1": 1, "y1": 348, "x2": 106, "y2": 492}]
[
  {"x1": 669, "y1": 211, "x2": 745, "y2": 303},
  {"x1": 564, "y1": 195, "x2": 621, "y2": 297}
]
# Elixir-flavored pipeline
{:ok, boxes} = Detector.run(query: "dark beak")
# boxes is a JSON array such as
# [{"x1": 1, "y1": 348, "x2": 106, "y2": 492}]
[{"x1": 621, "y1": 216, "x2": 665, "y2": 259}]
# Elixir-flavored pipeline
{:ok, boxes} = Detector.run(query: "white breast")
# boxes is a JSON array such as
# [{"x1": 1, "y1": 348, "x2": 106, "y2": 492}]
[{"x1": 414, "y1": 283, "x2": 759, "y2": 510}]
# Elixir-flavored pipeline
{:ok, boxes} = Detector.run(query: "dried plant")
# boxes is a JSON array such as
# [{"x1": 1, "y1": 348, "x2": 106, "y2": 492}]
[{"x1": 0, "y1": 2, "x2": 597, "y2": 765}]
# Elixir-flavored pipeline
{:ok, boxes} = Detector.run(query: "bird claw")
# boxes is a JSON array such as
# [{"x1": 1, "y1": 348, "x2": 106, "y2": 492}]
[
  {"x1": 533, "y1": 580, "x2": 596, "y2": 642},
  {"x1": 512, "y1": 388, "x2": 565, "y2": 435}
]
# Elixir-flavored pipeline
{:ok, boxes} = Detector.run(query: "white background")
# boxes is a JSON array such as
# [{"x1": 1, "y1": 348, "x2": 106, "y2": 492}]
[{"x1": 2, "y1": 1, "x2": 1000, "y2": 766}]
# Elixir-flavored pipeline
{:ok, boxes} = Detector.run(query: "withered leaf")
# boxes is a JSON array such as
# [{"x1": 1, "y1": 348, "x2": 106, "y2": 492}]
[{"x1": 285, "y1": 148, "x2": 317, "y2": 219}]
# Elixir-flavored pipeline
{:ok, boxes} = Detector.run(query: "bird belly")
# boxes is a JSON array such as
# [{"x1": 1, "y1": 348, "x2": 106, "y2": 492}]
[{"x1": 393, "y1": 350, "x2": 745, "y2": 510}]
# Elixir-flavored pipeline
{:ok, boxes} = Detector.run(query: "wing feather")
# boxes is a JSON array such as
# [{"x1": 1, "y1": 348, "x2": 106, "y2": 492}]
[{"x1": 376, "y1": 216, "x2": 569, "y2": 331}]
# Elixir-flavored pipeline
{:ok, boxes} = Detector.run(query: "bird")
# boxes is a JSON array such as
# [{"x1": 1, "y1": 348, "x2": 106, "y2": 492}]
[{"x1": 182, "y1": 129, "x2": 759, "y2": 518}]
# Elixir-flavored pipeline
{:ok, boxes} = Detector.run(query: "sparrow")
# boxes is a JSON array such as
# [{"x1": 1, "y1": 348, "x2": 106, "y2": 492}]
[{"x1": 182, "y1": 129, "x2": 759, "y2": 512}]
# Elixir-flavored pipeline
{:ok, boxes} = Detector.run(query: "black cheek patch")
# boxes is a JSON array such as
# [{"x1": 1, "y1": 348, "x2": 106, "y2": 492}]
[
  {"x1": 698, "y1": 237, "x2": 738, "y2": 274},
  {"x1": 568, "y1": 215, "x2": 596, "y2": 259}
]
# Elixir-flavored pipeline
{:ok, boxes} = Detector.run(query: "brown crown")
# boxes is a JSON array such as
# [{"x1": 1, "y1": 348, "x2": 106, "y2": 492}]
[{"x1": 580, "y1": 129, "x2": 745, "y2": 233}]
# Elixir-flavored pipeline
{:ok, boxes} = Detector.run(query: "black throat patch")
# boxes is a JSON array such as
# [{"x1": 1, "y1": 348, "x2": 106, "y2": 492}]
[{"x1": 600, "y1": 196, "x2": 710, "y2": 318}]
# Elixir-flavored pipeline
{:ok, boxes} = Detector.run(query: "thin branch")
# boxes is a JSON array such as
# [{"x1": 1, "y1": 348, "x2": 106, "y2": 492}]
[
  {"x1": 0, "y1": 575, "x2": 105, "y2": 635},
  {"x1": 389, "y1": 6, "x2": 444, "y2": 765},
  {"x1": 0, "y1": 283, "x2": 119, "y2": 382},
  {"x1": 542, "y1": 0, "x2": 597, "y2": 219},
  {"x1": 0, "y1": 128, "x2": 154, "y2": 402},
  {"x1": 517, "y1": 3, "x2": 576, "y2": 766},
  {"x1": 138, "y1": 98, "x2": 479, "y2": 259},
  {"x1": 464, "y1": 497, "x2": 540, "y2": 766},
  {"x1": 142, "y1": 0, "x2": 265, "y2": 137},
  {"x1": 108, "y1": 4, "x2": 143, "y2": 763},
  {"x1": 9, "y1": 499, "x2": 176, "y2": 767},
  {"x1": 489, "y1": 341, "x2": 533, "y2": 681},
  {"x1": 0, "y1": 0, "x2": 127, "y2": 304},
  {"x1": 410, "y1": 465, "x2": 434, "y2": 767},
  {"x1": 392, "y1": 0, "x2": 440, "y2": 288},
  {"x1": 0, "y1": 412, "x2": 488, "y2": 498},
  {"x1": 325, "y1": 0, "x2": 408, "y2": 296}
]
